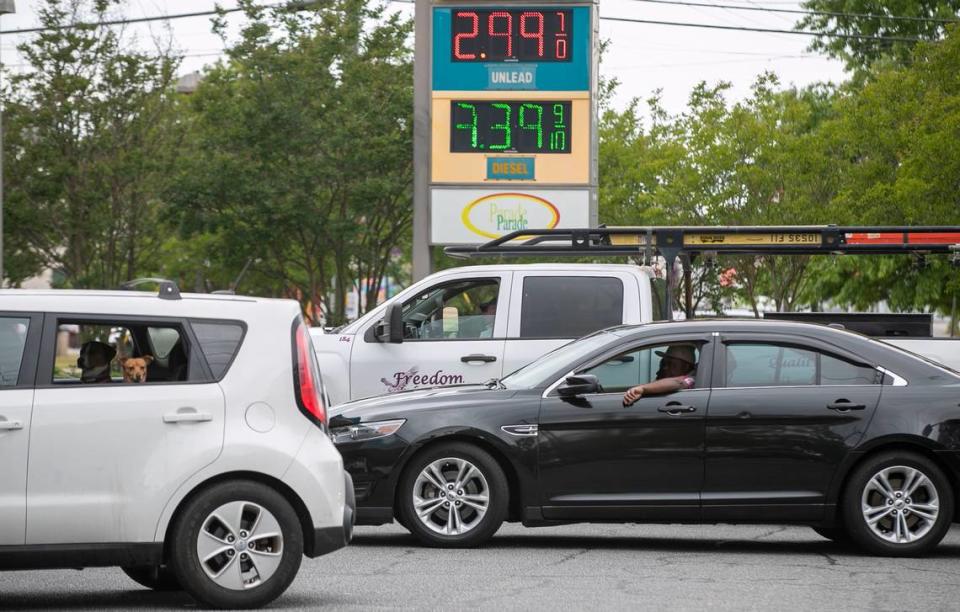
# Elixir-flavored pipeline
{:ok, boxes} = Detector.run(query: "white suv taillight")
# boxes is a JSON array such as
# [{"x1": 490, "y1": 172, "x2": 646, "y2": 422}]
[{"x1": 293, "y1": 318, "x2": 326, "y2": 427}]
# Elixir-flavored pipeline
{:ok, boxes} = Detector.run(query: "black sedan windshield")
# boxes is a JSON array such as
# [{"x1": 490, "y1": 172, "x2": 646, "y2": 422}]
[{"x1": 501, "y1": 331, "x2": 615, "y2": 389}]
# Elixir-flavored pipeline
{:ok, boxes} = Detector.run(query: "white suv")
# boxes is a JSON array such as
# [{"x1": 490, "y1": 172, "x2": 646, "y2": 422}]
[{"x1": 0, "y1": 283, "x2": 353, "y2": 609}]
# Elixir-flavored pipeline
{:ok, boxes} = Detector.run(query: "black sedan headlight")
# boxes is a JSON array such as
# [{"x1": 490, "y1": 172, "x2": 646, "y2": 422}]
[{"x1": 330, "y1": 419, "x2": 406, "y2": 445}]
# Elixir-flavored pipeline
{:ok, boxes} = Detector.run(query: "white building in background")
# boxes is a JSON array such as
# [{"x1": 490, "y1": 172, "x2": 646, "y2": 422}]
[
  {"x1": 176, "y1": 71, "x2": 202, "y2": 94},
  {"x1": 20, "y1": 268, "x2": 52, "y2": 289}
]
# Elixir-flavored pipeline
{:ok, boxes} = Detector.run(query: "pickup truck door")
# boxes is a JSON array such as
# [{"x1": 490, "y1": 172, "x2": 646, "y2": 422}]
[
  {"x1": 501, "y1": 270, "x2": 642, "y2": 377},
  {"x1": 0, "y1": 313, "x2": 41, "y2": 545},
  {"x1": 349, "y1": 272, "x2": 512, "y2": 401}
]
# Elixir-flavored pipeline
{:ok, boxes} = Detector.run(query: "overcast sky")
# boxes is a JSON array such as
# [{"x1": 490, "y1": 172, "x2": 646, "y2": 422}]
[{"x1": 2, "y1": 0, "x2": 849, "y2": 117}]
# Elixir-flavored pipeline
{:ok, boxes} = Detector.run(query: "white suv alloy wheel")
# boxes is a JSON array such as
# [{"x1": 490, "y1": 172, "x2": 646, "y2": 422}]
[{"x1": 197, "y1": 501, "x2": 285, "y2": 590}]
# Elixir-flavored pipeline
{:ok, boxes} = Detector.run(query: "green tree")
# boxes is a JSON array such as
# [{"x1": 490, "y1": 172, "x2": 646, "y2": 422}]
[
  {"x1": 797, "y1": 0, "x2": 959, "y2": 74},
  {"x1": 599, "y1": 74, "x2": 842, "y2": 315},
  {"x1": 169, "y1": 0, "x2": 413, "y2": 324},
  {"x1": 804, "y1": 29, "x2": 960, "y2": 319},
  {"x1": 4, "y1": 0, "x2": 182, "y2": 288}
]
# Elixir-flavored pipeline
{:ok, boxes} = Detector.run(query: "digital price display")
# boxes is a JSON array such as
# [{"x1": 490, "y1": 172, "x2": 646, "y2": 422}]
[
  {"x1": 452, "y1": 9, "x2": 572, "y2": 62},
  {"x1": 451, "y1": 101, "x2": 571, "y2": 154}
]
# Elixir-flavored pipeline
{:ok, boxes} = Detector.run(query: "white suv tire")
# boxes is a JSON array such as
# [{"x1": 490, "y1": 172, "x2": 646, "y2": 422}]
[{"x1": 169, "y1": 480, "x2": 304, "y2": 609}]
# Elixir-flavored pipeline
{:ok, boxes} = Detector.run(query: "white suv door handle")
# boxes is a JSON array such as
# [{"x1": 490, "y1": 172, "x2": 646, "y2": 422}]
[
  {"x1": 163, "y1": 409, "x2": 212, "y2": 424},
  {"x1": 0, "y1": 420, "x2": 23, "y2": 431}
]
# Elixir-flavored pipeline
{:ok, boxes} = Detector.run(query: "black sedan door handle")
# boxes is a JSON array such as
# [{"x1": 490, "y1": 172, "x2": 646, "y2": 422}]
[
  {"x1": 827, "y1": 400, "x2": 866, "y2": 412},
  {"x1": 461, "y1": 354, "x2": 497, "y2": 363},
  {"x1": 658, "y1": 403, "x2": 697, "y2": 415}
]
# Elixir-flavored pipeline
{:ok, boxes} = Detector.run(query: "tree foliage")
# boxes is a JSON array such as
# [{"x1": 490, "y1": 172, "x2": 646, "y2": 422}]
[
  {"x1": 804, "y1": 30, "x2": 960, "y2": 315},
  {"x1": 797, "y1": 0, "x2": 960, "y2": 74},
  {"x1": 167, "y1": 0, "x2": 413, "y2": 324},
  {"x1": 599, "y1": 75, "x2": 842, "y2": 314},
  {"x1": 7, "y1": 0, "x2": 960, "y2": 327},
  {"x1": 5, "y1": 0, "x2": 181, "y2": 288},
  {"x1": 598, "y1": 28, "x2": 960, "y2": 320}
]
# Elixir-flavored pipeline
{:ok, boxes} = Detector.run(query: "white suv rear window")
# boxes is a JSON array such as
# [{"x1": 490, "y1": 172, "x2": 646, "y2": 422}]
[
  {"x1": 192, "y1": 321, "x2": 245, "y2": 380},
  {"x1": 0, "y1": 317, "x2": 30, "y2": 387}
]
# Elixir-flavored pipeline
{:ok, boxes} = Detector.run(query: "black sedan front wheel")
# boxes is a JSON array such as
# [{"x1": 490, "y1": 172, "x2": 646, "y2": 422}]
[
  {"x1": 398, "y1": 442, "x2": 508, "y2": 547},
  {"x1": 843, "y1": 452, "x2": 954, "y2": 557}
]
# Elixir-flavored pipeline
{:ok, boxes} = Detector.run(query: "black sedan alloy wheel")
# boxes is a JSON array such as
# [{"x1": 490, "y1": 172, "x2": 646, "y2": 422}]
[
  {"x1": 399, "y1": 442, "x2": 509, "y2": 548},
  {"x1": 843, "y1": 452, "x2": 954, "y2": 557}
]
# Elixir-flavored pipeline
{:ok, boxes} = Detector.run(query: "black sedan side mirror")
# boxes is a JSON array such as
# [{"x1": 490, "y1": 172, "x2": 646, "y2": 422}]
[
  {"x1": 374, "y1": 302, "x2": 404, "y2": 343},
  {"x1": 557, "y1": 374, "x2": 601, "y2": 397}
]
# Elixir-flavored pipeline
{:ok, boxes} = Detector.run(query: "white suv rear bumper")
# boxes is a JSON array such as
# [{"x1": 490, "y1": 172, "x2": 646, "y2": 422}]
[{"x1": 282, "y1": 426, "x2": 353, "y2": 557}]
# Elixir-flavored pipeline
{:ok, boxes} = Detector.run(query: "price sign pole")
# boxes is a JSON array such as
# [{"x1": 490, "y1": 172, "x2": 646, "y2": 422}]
[
  {"x1": 413, "y1": 0, "x2": 599, "y2": 273},
  {"x1": 413, "y1": 0, "x2": 434, "y2": 280}
]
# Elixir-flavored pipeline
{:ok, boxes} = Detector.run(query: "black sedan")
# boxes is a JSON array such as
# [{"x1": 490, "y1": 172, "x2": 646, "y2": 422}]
[{"x1": 329, "y1": 320, "x2": 960, "y2": 555}]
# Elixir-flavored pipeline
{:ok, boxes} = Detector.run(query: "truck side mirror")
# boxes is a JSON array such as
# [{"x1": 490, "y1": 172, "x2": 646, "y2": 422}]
[
  {"x1": 557, "y1": 374, "x2": 601, "y2": 397},
  {"x1": 375, "y1": 302, "x2": 404, "y2": 343}
]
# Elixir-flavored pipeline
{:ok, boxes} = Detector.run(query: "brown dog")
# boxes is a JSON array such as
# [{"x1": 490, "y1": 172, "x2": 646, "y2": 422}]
[{"x1": 120, "y1": 356, "x2": 153, "y2": 383}]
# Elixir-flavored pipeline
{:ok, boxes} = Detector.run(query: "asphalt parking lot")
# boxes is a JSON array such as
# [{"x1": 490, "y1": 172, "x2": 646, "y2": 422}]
[{"x1": 2, "y1": 523, "x2": 960, "y2": 611}]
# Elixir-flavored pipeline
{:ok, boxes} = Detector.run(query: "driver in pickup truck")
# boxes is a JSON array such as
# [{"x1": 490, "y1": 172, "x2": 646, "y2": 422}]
[
  {"x1": 478, "y1": 299, "x2": 497, "y2": 338},
  {"x1": 622, "y1": 344, "x2": 697, "y2": 406}
]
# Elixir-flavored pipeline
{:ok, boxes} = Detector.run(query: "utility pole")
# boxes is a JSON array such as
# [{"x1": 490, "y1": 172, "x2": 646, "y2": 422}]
[
  {"x1": 0, "y1": 0, "x2": 15, "y2": 287},
  {"x1": 411, "y1": 0, "x2": 432, "y2": 281}
]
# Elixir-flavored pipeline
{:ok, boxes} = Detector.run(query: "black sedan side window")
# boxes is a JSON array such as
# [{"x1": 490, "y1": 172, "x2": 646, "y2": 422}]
[
  {"x1": 586, "y1": 343, "x2": 703, "y2": 393},
  {"x1": 726, "y1": 344, "x2": 816, "y2": 387},
  {"x1": 820, "y1": 353, "x2": 878, "y2": 385},
  {"x1": 725, "y1": 343, "x2": 879, "y2": 387}
]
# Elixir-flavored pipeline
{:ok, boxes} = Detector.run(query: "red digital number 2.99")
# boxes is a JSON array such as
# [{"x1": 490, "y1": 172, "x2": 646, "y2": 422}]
[
  {"x1": 453, "y1": 9, "x2": 570, "y2": 61},
  {"x1": 453, "y1": 11, "x2": 479, "y2": 60},
  {"x1": 520, "y1": 12, "x2": 544, "y2": 58},
  {"x1": 489, "y1": 11, "x2": 513, "y2": 57}
]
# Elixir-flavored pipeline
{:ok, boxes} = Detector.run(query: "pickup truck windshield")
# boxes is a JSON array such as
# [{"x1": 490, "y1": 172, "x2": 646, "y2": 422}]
[{"x1": 502, "y1": 332, "x2": 615, "y2": 390}]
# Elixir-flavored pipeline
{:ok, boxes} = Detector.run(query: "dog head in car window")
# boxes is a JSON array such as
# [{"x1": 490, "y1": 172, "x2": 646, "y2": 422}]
[
  {"x1": 78, "y1": 341, "x2": 117, "y2": 384},
  {"x1": 120, "y1": 356, "x2": 153, "y2": 383}
]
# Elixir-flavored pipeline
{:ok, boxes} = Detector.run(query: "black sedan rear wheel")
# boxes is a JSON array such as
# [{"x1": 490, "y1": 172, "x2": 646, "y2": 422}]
[
  {"x1": 398, "y1": 442, "x2": 508, "y2": 548},
  {"x1": 842, "y1": 451, "x2": 953, "y2": 557}
]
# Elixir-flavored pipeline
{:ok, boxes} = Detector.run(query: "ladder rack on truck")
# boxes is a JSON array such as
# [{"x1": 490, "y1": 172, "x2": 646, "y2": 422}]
[{"x1": 444, "y1": 226, "x2": 960, "y2": 320}]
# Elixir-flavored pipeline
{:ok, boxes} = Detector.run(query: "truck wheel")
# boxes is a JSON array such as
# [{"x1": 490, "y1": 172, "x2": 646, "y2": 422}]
[
  {"x1": 398, "y1": 442, "x2": 508, "y2": 548},
  {"x1": 169, "y1": 481, "x2": 304, "y2": 609},
  {"x1": 122, "y1": 565, "x2": 181, "y2": 591},
  {"x1": 842, "y1": 452, "x2": 954, "y2": 557}
]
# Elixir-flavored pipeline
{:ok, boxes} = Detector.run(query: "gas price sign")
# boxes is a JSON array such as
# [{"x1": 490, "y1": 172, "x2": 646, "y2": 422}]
[
  {"x1": 451, "y1": 101, "x2": 571, "y2": 153},
  {"x1": 432, "y1": 5, "x2": 592, "y2": 91},
  {"x1": 451, "y1": 9, "x2": 572, "y2": 62},
  {"x1": 420, "y1": 1, "x2": 598, "y2": 245}
]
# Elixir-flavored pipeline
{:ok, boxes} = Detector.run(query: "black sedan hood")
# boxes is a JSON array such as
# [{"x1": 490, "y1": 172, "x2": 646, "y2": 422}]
[{"x1": 330, "y1": 385, "x2": 519, "y2": 425}]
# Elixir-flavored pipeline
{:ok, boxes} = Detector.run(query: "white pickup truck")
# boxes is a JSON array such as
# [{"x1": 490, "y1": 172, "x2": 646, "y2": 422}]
[{"x1": 312, "y1": 263, "x2": 957, "y2": 405}]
